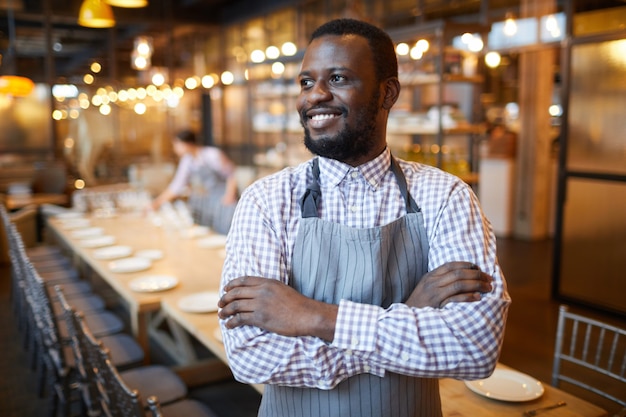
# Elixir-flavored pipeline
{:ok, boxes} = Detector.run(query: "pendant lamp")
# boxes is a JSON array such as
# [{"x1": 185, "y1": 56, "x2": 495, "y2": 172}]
[
  {"x1": 0, "y1": 2, "x2": 35, "y2": 97},
  {"x1": 78, "y1": 0, "x2": 116, "y2": 28},
  {"x1": 105, "y1": 0, "x2": 148, "y2": 7}
]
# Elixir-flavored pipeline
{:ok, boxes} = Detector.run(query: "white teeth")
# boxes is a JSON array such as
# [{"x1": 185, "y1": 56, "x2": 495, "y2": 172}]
[{"x1": 311, "y1": 114, "x2": 336, "y2": 121}]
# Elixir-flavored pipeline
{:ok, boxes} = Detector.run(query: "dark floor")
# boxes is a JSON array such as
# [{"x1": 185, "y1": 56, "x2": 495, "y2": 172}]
[{"x1": 1, "y1": 237, "x2": 623, "y2": 416}]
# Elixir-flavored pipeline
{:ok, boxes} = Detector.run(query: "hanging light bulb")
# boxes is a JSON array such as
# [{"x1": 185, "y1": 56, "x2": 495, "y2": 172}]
[
  {"x1": 78, "y1": 0, "x2": 115, "y2": 28},
  {"x1": 503, "y1": 15, "x2": 518, "y2": 37},
  {"x1": 0, "y1": 4, "x2": 35, "y2": 97},
  {"x1": 105, "y1": 0, "x2": 147, "y2": 7}
]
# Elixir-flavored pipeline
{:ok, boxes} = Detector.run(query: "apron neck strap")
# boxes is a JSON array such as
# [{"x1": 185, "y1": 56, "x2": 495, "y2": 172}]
[{"x1": 300, "y1": 156, "x2": 421, "y2": 218}]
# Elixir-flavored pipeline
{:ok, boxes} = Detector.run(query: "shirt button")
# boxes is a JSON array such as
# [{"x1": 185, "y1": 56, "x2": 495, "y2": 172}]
[
  {"x1": 345, "y1": 349, "x2": 352, "y2": 357},
  {"x1": 350, "y1": 205, "x2": 357, "y2": 213},
  {"x1": 369, "y1": 180, "x2": 377, "y2": 187},
  {"x1": 364, "y1": 365, "x2": 371, "y2": 372},
  {"x1": 401, "y1": 352, "x2": 410, "y2": 362},
  {"x1": 351, "y1": 337, "x2": 359, "y2": 347},
  {"x1": 351, "y1": 171, "x2": 359, "y2": 179}
]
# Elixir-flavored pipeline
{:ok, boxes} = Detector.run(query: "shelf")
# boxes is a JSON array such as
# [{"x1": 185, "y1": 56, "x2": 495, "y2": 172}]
[{"x1": 388, "y1": 123, "x2": 486, "y2": 136}]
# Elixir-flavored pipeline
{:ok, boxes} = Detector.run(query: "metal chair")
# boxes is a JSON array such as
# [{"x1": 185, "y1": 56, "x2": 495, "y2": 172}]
[
  {"x1": 55, "y1": 285, "x2": 217, "y2": 417},
  {"x1": 552, "y1": 305, "x2": 626, "y2": 411}
]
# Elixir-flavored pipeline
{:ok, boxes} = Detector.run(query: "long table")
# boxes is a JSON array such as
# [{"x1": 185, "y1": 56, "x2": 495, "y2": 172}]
[
  {"x1": 45, "y1": 212, "x2": 225, "y2": 363},
  {"x1": 46, "y1": 211, "x2": 608, "y2": 416}
]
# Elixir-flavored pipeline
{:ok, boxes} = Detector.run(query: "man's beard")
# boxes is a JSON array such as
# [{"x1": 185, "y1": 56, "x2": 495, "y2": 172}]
[{"x1": 302, "y1": 94, "x2": 380, "y2": 162}]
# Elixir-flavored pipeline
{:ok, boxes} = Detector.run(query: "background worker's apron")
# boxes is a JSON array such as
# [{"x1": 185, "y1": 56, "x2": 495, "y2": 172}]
[
  {"x1": 188, "y1": 163, "x2": 235, "y2": 235},
  {"x1": 258, "y1": 157, "x2": 442, "y2": 417}
]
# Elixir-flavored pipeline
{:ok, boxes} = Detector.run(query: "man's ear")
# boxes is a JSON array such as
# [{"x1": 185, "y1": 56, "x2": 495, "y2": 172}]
[{"x1": 382, "y1": 77, "x2": 401, "y2": 110}]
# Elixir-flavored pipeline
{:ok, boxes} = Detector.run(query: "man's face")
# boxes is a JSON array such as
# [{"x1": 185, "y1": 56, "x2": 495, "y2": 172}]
[{"x1": 296, "y1": 34, "x2": 385, "y2": 164}]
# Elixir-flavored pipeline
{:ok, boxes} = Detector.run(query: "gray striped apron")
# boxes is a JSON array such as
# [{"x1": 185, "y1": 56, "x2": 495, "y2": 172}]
[{"x1": 259, "y1": 157, "x2": 442, "y2": 417}]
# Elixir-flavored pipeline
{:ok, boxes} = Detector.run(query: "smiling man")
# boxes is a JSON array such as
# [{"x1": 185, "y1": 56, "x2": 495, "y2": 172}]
[{"x1": 218, "y1": 18, "x2": 510, "y2": 417}]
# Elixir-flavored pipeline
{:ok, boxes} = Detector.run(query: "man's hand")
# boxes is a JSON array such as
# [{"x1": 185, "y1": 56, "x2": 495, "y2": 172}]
[
  {"x1": 405, "y1": 261, "x2": 493, "y2": 308},
  {"x1": 218, "y1": 276, "x2": 338, "y2": 341}
]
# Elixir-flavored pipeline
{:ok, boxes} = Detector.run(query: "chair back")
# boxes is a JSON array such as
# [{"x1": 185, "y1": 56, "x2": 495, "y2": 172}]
[
  {"x1": 552, "y1": 305, "x2": 626, "y2": 409},
  {"x1": 57, "y1": 284, "x2": 145, "y2": 417}
]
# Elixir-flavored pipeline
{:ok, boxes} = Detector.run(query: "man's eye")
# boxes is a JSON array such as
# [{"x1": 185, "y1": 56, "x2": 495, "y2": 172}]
[
  {"x1": 331, "y1": 75, "x2": 346, "y2": 83},
  {"x1": 300, "y1": 79, "x2": 313, "y2": 89}
]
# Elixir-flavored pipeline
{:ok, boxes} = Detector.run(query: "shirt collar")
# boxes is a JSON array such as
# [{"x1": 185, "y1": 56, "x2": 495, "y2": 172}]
[{"x1": 317, "y1": 148, "x2": 391, "y2": 190}]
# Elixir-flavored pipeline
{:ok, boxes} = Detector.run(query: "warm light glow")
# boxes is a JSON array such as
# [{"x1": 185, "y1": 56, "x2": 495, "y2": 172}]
[
  {"x1": 91, "y1": 95, "x2": 103, "y2": 106},
  {"x1": 83, "y1": 74, "x2": 94, "y2": 84},
  {"x1": 74, "y1": 179, "x2": 86, "y2": 190},
  {"x1": 52, "y1": 84, "x2": 78, "y2": 98},
  {"x1": 395, "y1": 43, "x2": 409, "y2": 56},
  {"x1": 69, "y1": 109, "x2": 80, "y2": 119},
  {"x1": 250, "y1": 49, "x2": 265, "y2": 63},
  {"x1": 99, "y1": 103, "x2": 111, "y2": 115},
  {"x1": 133, "y1": 54, "x2": 149, "y2": 70},
  {"x1": 79, "y1": 98, "x2": 90, "y2": 109},
  {"x1": 461, "y1": 33, "x2": 474, "y2": 44},
  {"x1": 221, "y1": 71, "x2": 234, "y2": 85},
  {"x1": 0, "y1": 75, "x2": 35, "y2": 97},
  {"x1": 52, "y1": 110, "x2": 64, "y2": 120},
  {"x1": 136, "y1": 87, "x2": 147, "y2": 99},
  {"x1": 549, "y1": 104, "x2": 562, "y2": 117},
  {"x1": 503, "y1": 17, "x2": 518, "y2": 36},
  {"x1": 468, "y1": 36, "x2": 484, "y2": 52},
  {"x1": 265, "y1": 46, "x2": 280, "y2": 60},
  {"x1": 78, "y1": 0, "x2": 115, "y2": 28},
  {"x1": 105, "y1": 0, "x2": 147, "y2": 7},
  {"x1": 185, "y1": 76, "x2": 199, "y2": 89},
  {"x1": 173, "y1": 86, "x2": 184, "y2": 98},
  {"x1": 201, "y1": 75, "x2": 215, "y2": 88},
  {"x1": 415, "y1": 39, "x2": 429, "y2": 53},
  {"x1": 64, "y1": 137, "x2": 75, "y2": 148},
  {"x1": 134, "y1": 102, "x2": 147, "y2": 114},
  {"x1": 281, "y1": 42, "x2": 297, "y2": 56},
  {"x1": 271, "y1": 62, "x2": 285, "y2": 75},
  {"x1": 485, "y1": 51, "x2": 502, "y2": 68},
  {"x1": 410, "y1": 47, "x2": 423, "y2": 60},
  {"x1": 152, "y1": 72, "x2": 165, "y2": 86},
  {"x1": 90, "y1": 62, "x2": 102, "y2": 73}
]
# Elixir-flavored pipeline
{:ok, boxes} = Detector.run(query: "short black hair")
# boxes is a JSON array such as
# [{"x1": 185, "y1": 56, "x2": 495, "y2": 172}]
[
  {"x1": 310, "y1": 18, "x2": 398, "y2": 83},
  {"x1": 175, "y1": 130, "x2": 197, "y2": 145}
]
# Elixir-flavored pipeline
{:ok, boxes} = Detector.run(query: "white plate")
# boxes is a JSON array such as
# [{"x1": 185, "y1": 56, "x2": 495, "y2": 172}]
[
  {"x1": 54, "y1": 211, "x2": 85, "y2": 220},
  {"x1": 177, "y1": 291, "x2": 220, "y2": 313},
  {"x1": 135, "y1": 249, "x2": 164, "y2": 260},
  {"x1": 93, "y1": 245, "x2": 133, "y2": 260},
  {"x1": 61, "y1": 218, "x2": 91, "y2": 229},
  {"x1": 129, "y1": 275, "x2": 178, "y2": 292},
  {"x1": 464, "y1": 368, "x2": 544, "y2": 402},
  {"x1": 197, "y1": 235, "x2": 227, "y2": 249},
  {"x1": 71, "y1": 227, "x2": 104, "y2": 238},
  {"x1": 180, "y1": 225, "x2": 211, "y2": 239},
  {"x1": 79, "y1": 235, "x2": 116, "y2": 248},
  {"x1": 109, "y1": 257, "x2": 152, "y2": 273}
]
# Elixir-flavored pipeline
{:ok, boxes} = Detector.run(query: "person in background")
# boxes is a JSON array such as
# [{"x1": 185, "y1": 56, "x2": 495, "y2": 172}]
[
  {"x1": 218, "y1": 18, "x2": 510, "y2": 417},
  {"x1": 152, "y1": 130, "x2": 238, "y2": 234}
]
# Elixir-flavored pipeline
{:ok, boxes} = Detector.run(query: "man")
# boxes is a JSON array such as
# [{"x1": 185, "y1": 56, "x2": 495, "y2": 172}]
[{"x1": 218, "y1": 18, "x2": 510, "y2": 417}]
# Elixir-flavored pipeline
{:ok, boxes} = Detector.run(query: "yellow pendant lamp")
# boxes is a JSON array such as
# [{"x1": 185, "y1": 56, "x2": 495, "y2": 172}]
[
  {"x1": 105, "y1": 0, "x2": 148, "y2": 7},
  {"x1": 78, "y1": 0, "x2": 116, "y2": 28},
  {"x1": 0, "y1": 75, "x2": 35, "y2": 97},
  {"x1": 0, "y1": 2, "x2": 35, "y2": 97}
]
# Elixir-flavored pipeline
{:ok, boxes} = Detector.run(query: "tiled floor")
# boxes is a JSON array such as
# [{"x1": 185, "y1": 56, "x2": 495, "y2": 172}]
[{"x1": 1, "y1": 237, "x2": 623, "y2": 416}]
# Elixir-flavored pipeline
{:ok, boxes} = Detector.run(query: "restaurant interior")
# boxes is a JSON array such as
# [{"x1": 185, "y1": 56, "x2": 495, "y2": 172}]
[{"x1": 1, "y1": 0, "x2": 625, "y2": 416}]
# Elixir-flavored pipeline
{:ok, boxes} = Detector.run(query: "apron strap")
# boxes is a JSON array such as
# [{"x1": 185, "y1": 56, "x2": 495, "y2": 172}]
[
  {"x1": 300, "y1": 155, "x2": 421, "y2": 218},
  {"x1": 389, "y1": 156, "x2": 421, "y2": 214},
  {"x1": 300, "y1": 158, "x2": 322, "y2": 218}
]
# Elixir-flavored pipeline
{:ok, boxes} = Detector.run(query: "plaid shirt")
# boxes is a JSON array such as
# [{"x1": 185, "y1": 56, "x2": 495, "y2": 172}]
[{"x1": 220, "y1": 148, "x2": 510, "y2": 389}]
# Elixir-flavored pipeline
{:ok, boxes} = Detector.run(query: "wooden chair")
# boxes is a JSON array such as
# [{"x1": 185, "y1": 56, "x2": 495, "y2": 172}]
[
  {"x1": 4, "y1": 218, "x2": 143, "y2": 417},
  {"x1": 54, "y1": 285, "x2": 218, "y2": 417},
  {"x1": 552, "y1": 305, "x2": 626, "y2": 413}
]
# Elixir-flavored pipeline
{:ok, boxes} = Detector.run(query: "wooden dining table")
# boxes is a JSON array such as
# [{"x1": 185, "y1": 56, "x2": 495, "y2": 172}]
[
  {"x1": 45, "y1": 211, "x2": 225, "y2": 362},
  {"x1": 46, "y1": 210, "x2": 608, "y2": 416}
]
